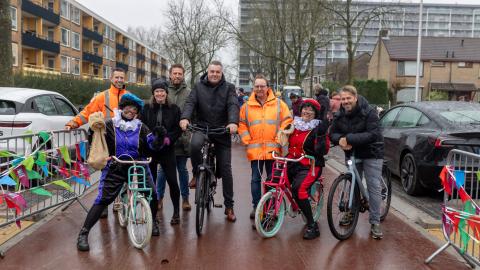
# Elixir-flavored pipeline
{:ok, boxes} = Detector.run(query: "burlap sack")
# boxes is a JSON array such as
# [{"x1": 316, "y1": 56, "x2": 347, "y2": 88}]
[
  {"x1": 277, "y1": 124, "x2": 295, "y2": 156},
  {"x1": 87, "y1": 112, "x2": 108, "y2": 170}
]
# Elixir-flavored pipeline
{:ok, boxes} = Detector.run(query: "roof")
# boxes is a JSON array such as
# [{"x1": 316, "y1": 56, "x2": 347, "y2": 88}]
[
  {"x1": 430, "y1": 83, "x2": 479, "y2": 92},
  {"x1": 0, "y1": 87, "x2": 64, "y2": 103},
  {"x1": 382, "y1": 36, "x2": 480, "y2": 62}
]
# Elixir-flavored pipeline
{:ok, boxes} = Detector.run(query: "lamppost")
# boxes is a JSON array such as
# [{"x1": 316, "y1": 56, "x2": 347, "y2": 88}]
[{"x1": 414, "y1": 0, "x2": 423, "y2": 102}]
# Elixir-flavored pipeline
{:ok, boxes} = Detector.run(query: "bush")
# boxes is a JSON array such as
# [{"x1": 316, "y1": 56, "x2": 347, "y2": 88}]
[
  {"x1": 10, "y1": 72, "x2": 151, "y2": 105},
  {"x1": 353, "y1": 79, "x2": 389, "y2": 105},
  {"x1": 428, "y1": 90, "x2": 449, "y2": 101}
]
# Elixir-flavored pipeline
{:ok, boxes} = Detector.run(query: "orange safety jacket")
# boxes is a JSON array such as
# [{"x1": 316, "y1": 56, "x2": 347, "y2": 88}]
[
  {"x1": 238, "y1": 89, "x2": 292, "y2": 161},
  {"x1": 71, "y1": 85, "x2": 129, "y2": 127}
]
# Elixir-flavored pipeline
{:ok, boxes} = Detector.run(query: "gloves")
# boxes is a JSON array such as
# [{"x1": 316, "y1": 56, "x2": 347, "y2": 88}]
[{"x1": 163, "y1": 137, "x2": 170, "y2": 146}]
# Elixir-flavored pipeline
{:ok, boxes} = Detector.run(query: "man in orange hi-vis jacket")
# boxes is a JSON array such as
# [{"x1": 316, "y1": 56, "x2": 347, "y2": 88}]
[
  {"x1": 65, "y1": 67, "x2": 129, "y2": 130},
  {"x1": 238, "y1": 74, "x2": 292, "y2": 220}
]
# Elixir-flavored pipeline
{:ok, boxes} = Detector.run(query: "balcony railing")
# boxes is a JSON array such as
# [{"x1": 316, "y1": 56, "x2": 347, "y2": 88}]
[
  {"x1": 82, "y1": 28, "x2": 103, "y2": 43},
  {"x1": 151, "y1": 72, "x2": 158, "y2": 80},
  {"x1": 136, "y1": 68, "x2": 146, "y2": 76},
  {"x1": 83, "y1": 51, "x2": 103, "y2": 65},
  {"x1": 22, "y1": 0, "x2": 60, "y2": 25},
  {"x1": 151, "y1": 59, "x2": 158, "y2": 66},
  {"x1": 136, "y1": 53, "x2": 145, "y2": 61},
  {"x1": 161, "y1": 64, "x2": 168, "y2": 70},
  {"x1": 116, "y1": 43, "x2": 129, "y2": 54},
  {"x1": 116, "y1": 62, "x2": 129, "y2": 72},
  {"x1": 22, "y1": 31, "x2": 60, "y2": 54}
]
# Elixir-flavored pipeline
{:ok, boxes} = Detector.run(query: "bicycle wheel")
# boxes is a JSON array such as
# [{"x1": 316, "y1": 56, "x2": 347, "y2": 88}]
[
  {"x1": 206, "y1": 176, "x2": 214, "y2": 214},
  {"x1": 255, "y1": 191, "x2": 286, "y2": 238},
  {"x1": 127, "y1": 196, "x2": 152, "y2": 249},
  {"x1": 380, "y1": 165, "x2": 392, "y2": 221},
  {"x1": 302, "y1": 182, "x2": 324, "y2": 223},
  {"x1": 117, "y1": 191, "x2": 128, "y2": 228},
  {"x1": 327, "y1": 174, "x2": 360, "y2": 241},
  {"x1": 196, "y1": 171, "x2": 208, "y2": 236}
]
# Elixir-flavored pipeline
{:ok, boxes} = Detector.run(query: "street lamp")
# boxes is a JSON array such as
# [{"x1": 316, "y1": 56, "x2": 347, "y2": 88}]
[{"x1": 414, "y1": 0, "x2": 423, "y2": 102}]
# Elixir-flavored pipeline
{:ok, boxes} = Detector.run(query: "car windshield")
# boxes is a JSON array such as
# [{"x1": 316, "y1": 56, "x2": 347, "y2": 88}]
[
  {"x1": 0, "y1": 100, "x2": 16, "y2": 115},
  {"x1": 439, "y1": 110, "x2": 480, "y2": 124}
]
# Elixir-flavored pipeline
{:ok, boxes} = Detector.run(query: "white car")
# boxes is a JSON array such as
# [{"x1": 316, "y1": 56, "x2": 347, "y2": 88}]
[{"x1": 0, "y1": 87, "x2": 86, "y2": 155}]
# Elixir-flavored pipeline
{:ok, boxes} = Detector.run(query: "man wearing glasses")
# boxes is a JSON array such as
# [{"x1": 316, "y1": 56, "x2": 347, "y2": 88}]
[{"x1": 238, "y1": 74, "x2": 292, "y2": 220}]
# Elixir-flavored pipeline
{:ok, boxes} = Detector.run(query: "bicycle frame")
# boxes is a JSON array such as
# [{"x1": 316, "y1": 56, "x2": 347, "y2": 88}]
[{"x1": 346, "y1": 157, "x2": 369, "y2": 210}]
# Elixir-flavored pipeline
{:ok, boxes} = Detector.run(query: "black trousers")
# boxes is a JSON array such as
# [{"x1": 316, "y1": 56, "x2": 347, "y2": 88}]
[
  {"x1": 190, "y1": 132, "x2": 234, "y2": 208},
  {"x1": 149, "y1": 148, "x2": 180, "y2": 213}
]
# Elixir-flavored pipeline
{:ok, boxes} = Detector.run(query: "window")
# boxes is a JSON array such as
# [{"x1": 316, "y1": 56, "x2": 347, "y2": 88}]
[
  {"x1": 431, "y1": 61, "x2": 445, "y2": 67},
  {"x1": 394, "y1": 107, "x2": 425, "y2": 128},
  {"x1": 60, "y1": 56, "x2": 70, "y2": 73},
  {"x1": 10, "y1": 7, "x2": 17, "y2": 31},
  {"x1": 61, "y1": 28, "x2": 70, "y2": 47},
  {"x1": 110, "y1": 29, "x2": 115, "y2": 41},
  {"x1": 12, "y1": 43, "x2": 18, "y2": 67},
  {"x1": 54, "y1": 98, "x2": 76, "y2": 116},
  {"x1": 397, "y1": 61, "x2": 423, "y2": 76},
  {"x1": 71, "y1": 58, "x2": 80, "y2": 75},
  {"x1": 103, "y1": 45, "x2": 108, "y2": 59},
  {"x1": 0, "y1": 100, "x2": 16, "y2": 115},
  {"x1": 458, "y1": 62, "x2": 473, "y2": 68},
  {"x1": 71, "y1": 6, "x2": 80, "y2": 24},
  {"x1": 109, "y1": 46, "x2": 115, "y2": 60},
  {"x1": 47, "y1": 57, "x2": 55, "y2": 69},
  {"x1": 103, "y1": 65, "x2": 111, "y2": 79},
  {"x1": 104, "y1": 25, "x2": 110, "y2": 39},
  {"x1": 71, "y1": 32, "x2": 80, "y2": 50},
  {"x1": 60, "y1": 0, "x2": 70, "y2": 20},
  {"x1": 130, "y1": 55, "x2": 136, "y2": 67},
  {"x1": 34, "y1": 96, "x2": 57, "y2": 116},
  {"x1": 380, "y1": 107, "x2": 402, "y2": 128}
]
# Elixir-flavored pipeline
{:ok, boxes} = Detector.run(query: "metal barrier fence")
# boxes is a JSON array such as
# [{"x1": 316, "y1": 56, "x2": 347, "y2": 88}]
[
  {"x1": 425, "y1": 149, "x2": 480, "y2": 268},
  {"x1": 0, "y1": 129, "x2": 91, "y2": 228}
]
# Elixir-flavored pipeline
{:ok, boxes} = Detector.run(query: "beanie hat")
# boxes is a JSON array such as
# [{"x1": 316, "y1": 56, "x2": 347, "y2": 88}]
[
  {"x1": 151, "y1": 79, "x2": 169, "y2": 95},
  {"x1": 119, "y1": 93, "x2": 144, "y2": 111},
  {"x1": 300, "y1": 98, "x2": 321, "y2": 119}
]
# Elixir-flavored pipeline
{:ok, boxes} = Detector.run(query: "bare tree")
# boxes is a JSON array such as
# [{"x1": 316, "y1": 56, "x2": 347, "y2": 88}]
[
  {"x1": 161, "y1": 0, "x2": 231, "y2": 88},
  {"x1": 231, "y1": 0, "x2": 333, "y2": 86},
  {"x1": 321, "y1": 0, "x2": 393, "y2": 84},
  {"x1": 0, "y1": 0, "x2": 12, "y2": 86},
  {"x1": 126, "y1": 26, "x2": 163, "y2": 52}
]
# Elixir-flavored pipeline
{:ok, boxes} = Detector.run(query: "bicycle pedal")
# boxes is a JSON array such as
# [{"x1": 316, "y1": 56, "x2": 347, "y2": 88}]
[{"x1": 214, "y1": 204, "x2": 222, "y2": 208}]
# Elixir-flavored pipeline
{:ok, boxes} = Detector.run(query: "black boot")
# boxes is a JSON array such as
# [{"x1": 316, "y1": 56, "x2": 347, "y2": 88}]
[
  {"x1": 170, "y1": 211, "x2": 180, "y2": 225},
  {"x1": 152, "y1": 220, "x2": 160, "y2": 236},
  {"x1": 303, "y1": 223, "x2": 320, "y2": 240},
  {"x1": 77, "y1": 228, "x2": 90, "y2": 251}
]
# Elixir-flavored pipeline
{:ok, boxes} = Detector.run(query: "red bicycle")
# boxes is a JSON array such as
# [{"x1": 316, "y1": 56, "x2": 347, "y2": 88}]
[{"x1": 254, "y1": 152, "x2": 323, "y2": 238}]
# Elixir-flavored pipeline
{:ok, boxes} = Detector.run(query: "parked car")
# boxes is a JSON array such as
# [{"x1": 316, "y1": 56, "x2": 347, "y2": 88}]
[
  {"x1": 380, "y1": 101, "x2": 480, "y2": 195},
  {"x1": 0, "y1": 87, "x2": 84, "y2": 155}
]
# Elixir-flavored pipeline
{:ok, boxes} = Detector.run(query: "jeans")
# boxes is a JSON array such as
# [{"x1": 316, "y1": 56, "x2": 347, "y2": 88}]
[
  {"x1": 157, "y1": 156, "x2": 190, "y2": 200},
  {"x1": 191, "y1": 132, "x2": 234, "y2": 208},
  {"x1": 250, "y1": 160, "x2": 273, "y2": 208},
  {"x1": 355, "y1": 158, "x2": 383, "y2": 225}
]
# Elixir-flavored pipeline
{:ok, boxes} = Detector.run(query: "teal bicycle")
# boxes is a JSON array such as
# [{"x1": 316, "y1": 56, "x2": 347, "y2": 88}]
[{"x1": 112, "y1": 155, "x2": 153, "y2": 249}]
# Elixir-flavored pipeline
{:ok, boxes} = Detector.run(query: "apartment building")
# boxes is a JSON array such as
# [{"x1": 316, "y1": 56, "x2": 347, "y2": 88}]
[
  {"x1": 239, "y1": 0, "x2": 480, "y2": 89},
  {"x1": 368, "y1": 36, "x2": 480, "y2": 102},
  {"x1": 9, "y1": 0, "x2": 168, "y2": 85}
]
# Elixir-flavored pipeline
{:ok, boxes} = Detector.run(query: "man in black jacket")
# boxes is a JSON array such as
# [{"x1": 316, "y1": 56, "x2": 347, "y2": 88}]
[
  {"x1": 314, "y1": 84, "x2": 330, "y2": 122},
  {"x1": 179, "y1": 61, "x2": 240, "y2": 222},
  {"x1": 330, "y1": 85, "x2": 385, "y2": 239}
]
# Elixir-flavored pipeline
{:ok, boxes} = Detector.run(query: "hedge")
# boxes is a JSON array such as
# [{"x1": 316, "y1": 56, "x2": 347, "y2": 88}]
[
  {"x1": 9, "y1": 73, "x2": 151, "y2": 106},
  {"x1": 353, "y1": 79, "x2": 389, "y2": 105}
]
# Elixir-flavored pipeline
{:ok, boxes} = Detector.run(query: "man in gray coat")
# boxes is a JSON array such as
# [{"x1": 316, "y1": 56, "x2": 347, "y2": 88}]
[{"x1": 157, "y1": 64, "x2": 192, "y2": 211}]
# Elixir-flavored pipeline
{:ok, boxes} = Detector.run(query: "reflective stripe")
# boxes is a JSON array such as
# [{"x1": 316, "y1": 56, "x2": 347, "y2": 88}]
[
  {"x1": 240, "y1": 131, "x2": 250, "y2": 138},
  {"x1": 79, "y1": 114, "x2": 88, "y2": 125},
  {"x1": 104, "y1": 90, "x2": 111, "y2": 120},
  {"x1": 245, "y1": 103, "x2": 249, "y2": 128},
  {"x1": 275, "y1": 99, "x2": 281, "y2": 134},
  {"x1": 265, "y1": 120, "x2": 277, "y2": 125},
  {"x1": 247, "y1": 142, "x2": 281, "y2": 149},
  {"x1": 249, "y1": 120, "x2": 262, "y2": 126},
  {"x1": 266, "y1": 143, "x2": 281, "y2": 148}
]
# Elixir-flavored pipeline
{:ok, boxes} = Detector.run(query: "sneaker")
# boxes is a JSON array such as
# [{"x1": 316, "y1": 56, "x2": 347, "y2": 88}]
[
  {"x1": 77, "y1": 228, "x2": 90, "y2": 251},
  {"x1": 225, "y1": 208, "x2": 237, "y2": 222},
  {"x1": 339, "y1": 212, "x2": 353, "y2": 226},
  {"x1": 303, "y1": 223, "x2": 320, "y2": 240},
  {"x1": 170, "y1": 212, "x2": 180, "y2": 225},
  {"x1": 250, "y1": 209, "x2": 255, "y2": 220},
  {"x1": 371, "y1": 224, "x2": 383, "y2": 239},
  {"x1": 152, "y1": 220, "x2": 160, "y2": 236},
  {"x1": 182, "y1": 199, "x2": 191, "y2": 211}
]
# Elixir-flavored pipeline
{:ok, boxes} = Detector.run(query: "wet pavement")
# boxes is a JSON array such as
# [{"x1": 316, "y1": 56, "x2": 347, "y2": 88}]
[{"x1": 0, "y1": 145, "x2": 469, "y2": 269}]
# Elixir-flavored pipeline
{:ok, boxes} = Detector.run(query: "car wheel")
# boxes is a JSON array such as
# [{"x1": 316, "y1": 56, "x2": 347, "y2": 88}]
[{"x1": 400, "y1": 153, "x2": 423, "y2": 196}]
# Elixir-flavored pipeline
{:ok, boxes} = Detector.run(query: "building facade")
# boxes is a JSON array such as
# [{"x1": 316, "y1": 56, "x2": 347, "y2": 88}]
[
  {"x1": 238, "y1": 0, "x2": 480, "y2": 90},
  {"x1": 9, "y1": 0, "x2": 168, "y2": 85}
]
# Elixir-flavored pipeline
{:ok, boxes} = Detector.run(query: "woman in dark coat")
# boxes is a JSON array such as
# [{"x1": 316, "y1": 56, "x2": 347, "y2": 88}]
[{"x1": 139, "y1": 79, "x2": 182, "y2": 225}]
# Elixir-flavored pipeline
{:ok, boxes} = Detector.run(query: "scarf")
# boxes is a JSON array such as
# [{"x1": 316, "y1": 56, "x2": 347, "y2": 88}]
[
  {"x1": 293, "y1": 116, "x2": 320, "y2": 131},
  {"x1": 112, "y1": 109, "x2": 141, "y2": 132}
]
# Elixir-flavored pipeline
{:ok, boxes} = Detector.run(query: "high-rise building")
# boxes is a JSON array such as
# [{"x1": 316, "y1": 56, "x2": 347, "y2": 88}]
[
  {"x1": 9, "y1": 0, "x2": 168, "y2": 85},
  {"x1": 238, "y1": 0, "x2": 480, "y2": 89}
]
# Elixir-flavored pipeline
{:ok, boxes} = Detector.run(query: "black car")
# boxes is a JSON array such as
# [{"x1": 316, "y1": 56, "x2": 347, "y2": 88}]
[{"x1": 380, "y1": 101, "x2": 480, "y2": 195}]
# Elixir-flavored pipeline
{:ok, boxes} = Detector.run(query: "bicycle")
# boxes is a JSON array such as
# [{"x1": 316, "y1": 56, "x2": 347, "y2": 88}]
[
  {"x1": 254, "y1": 151, "x2": 324, "y2": 238},
  {"x1": 326, "y1": 153, "x2": 392, "y2": 241},
  {"x1": 111, "y1": 155, "x2": 153, "y2": 249},
  {"x1": 187, "y1": 124, "x2": 229, "y2": 236}
]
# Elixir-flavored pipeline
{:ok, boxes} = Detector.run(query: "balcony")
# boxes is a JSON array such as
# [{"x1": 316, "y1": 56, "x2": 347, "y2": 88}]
[
  {"x1": 151, "y1": 59, "x2": 158, "y2": 66},
  {"x1": 137, "y1": 68, "x2": 146, "y2": 76},
  {"x1": 22, "y1": 0, "x2": 60, "y2": 25},
  {"x1": 22, "y1": 31, "x2": 60, "y2": 54},
  {"x1": 136, "y1": 53, "x2": 145, "y2": 61},
  {"x1": 83, "y1": 51, "x2": 103, "y2": 65},
  {"x1": 161, "y1": 64, "x2": 168, "y2": 70},
  {"x1": 116, "y1": 62, "x2": 129, "y2": 72},
  {"x1": 82, "y1": 28, "x2": 103, "y2": 43},
  {"x1": 116, "y1": 43, "x2": 129, "y2": 54}
]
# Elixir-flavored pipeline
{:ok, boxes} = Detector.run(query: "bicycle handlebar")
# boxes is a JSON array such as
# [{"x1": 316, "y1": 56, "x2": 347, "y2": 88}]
[
  {"x1": 271, "y1": 151, "x2": 315, "y2": 162},
  {"x1": 111, "y1": 156, "x2": 152, "y2": 164},
  {"x1": 187, "y1": 124, "x2": 230, "y2": 135}
]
